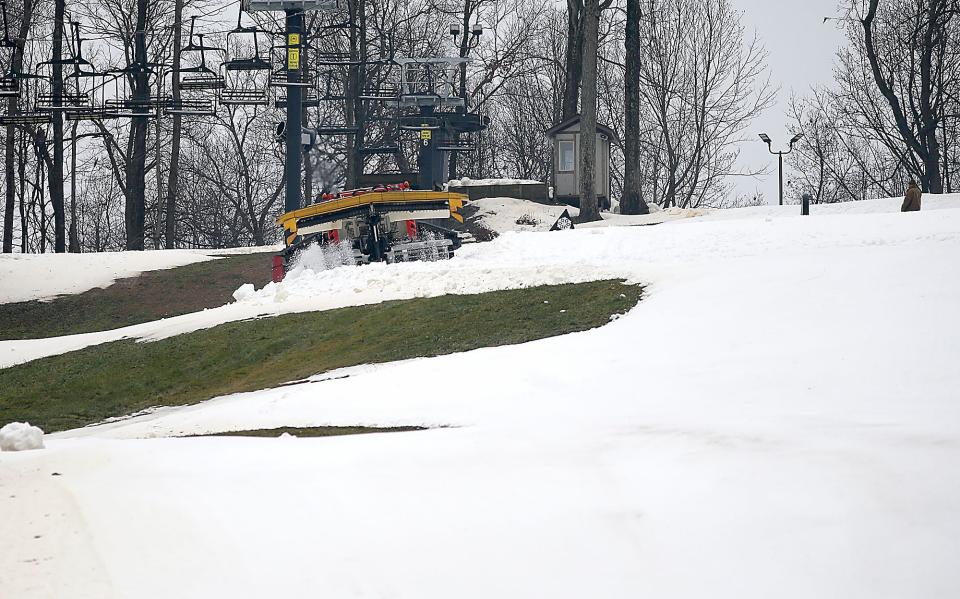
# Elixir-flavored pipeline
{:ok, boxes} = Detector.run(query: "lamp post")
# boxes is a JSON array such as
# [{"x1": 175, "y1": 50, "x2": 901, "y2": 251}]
[{"x1": 759, "y1": 132, "x2": 804, "y2": 206}]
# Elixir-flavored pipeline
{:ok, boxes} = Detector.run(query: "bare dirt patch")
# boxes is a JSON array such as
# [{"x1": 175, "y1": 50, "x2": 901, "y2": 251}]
[{"x1": 0, "y1": 253, "x2": 273, "y2": 340}]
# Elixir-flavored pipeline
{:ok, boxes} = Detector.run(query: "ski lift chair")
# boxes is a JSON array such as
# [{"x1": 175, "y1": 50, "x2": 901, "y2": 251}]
[
  {"x1": 312, "y1": 51, "x2": 356, "y2": 66},
  {"x1": 165, "y1": 97, "x2": 217, "y2": 116},
  {"x1": 274, "y1": 85, "x2": 319, "y2": 108},
  {"x1": 359, "y1": 84, "x2": 399, "y2": 101},
  {"x1": 36, "y1": 22, "x2": 100, "y2": 116},
  {"x1": 168, "y1": 21, "x2": 221, "y2": 116},
  {"x1": 0, "y1": 112, "x2": 52, "y2": 125},
  {"x1": 102, "y1": 67, "x2": 164, "y2": 118},
  {"x1": 270, "y1": 43, "x2": 319, "y2": 107},
  {"x1": 219, "y1": 13, "x2": 272, "y2": 106},
  {"x1": 396, "y1": 57, "x2": 467, "y2": 110},
  {"x1": 0, "y1": 71, "x2": 20, "y2": 97},
  {"x1": 178, "y1": 22, "x2": 226, "y2": 92},
  {"x1": 0, "y1": 71, "x2": 52, "y2": 125},
  {"x1": 66, "y1": 72, "x2": 115, "y2": 121},
  {"x1": 0, "y1": 5, "x2": 20, "y2": 98},
  {"x1": 36, "y1": 76, "x2": 92, "y2": 114}
]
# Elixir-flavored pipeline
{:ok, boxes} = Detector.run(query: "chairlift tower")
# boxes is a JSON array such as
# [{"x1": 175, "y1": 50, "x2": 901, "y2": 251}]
[
  {"x1": 395, "y1": 56, "x2": 487, "y2": 191},
  {"x1": 242, "y1": 0, "x2": 339, "y2": 214}
]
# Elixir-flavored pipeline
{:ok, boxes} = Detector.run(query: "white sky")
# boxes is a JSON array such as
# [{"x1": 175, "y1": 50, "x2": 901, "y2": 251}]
[{"x1": 731, "y1": 0, "x2": 845, "y2": 203}]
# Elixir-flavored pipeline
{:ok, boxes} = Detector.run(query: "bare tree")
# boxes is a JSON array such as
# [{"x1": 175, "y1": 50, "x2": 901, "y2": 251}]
[
  {"x1": 786, "y1": 91, "x2": 901, "y2": 203},
  {"x1": 182, "y1": 107, "x2": 283, "y2": 245},
  {"x1": 164, "y1": 0, "x2": 184, "y2": 248},
  {"x1": 637, "y1": 0, "x2": 773, "y2": 208},
  {"x1": 837, "y1": 0, "x2": 958, "y2": 193}
]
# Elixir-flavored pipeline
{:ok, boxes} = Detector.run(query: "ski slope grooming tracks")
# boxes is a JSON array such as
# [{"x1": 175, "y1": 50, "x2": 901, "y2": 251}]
[{"x1": 4, "y1": 206, "x2": 956, "y2": 596}]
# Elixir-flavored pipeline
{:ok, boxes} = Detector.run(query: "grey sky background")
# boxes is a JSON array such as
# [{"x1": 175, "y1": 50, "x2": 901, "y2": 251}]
[{"x1": 731, "y1": 0, "x2": 846, "y2": 204}]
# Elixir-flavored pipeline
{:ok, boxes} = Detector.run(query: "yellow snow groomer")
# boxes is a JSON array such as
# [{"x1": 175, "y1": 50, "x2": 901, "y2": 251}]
[{"x1": 272, "y1": 183, "x2": 466, "y2": 280}]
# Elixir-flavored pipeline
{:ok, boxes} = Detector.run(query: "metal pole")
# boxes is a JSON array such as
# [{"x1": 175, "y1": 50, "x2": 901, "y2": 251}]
[
  {"x1": 778, "y1": 151, "x2": 784, "y2": 206},
  {"x1": 284, "y1": 9, "x2": 304, "y2": 214}
]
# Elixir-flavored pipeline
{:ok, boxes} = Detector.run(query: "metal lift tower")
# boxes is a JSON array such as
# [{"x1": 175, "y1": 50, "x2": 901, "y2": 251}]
[{"x1": 241, "y1": 0, "x2": 337, "y2": 214}]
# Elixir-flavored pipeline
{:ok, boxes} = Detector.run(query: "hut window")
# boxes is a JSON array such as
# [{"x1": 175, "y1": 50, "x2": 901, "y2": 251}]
[{"x1": 558, "y1": 140, "x2": 575, "y2": 172}]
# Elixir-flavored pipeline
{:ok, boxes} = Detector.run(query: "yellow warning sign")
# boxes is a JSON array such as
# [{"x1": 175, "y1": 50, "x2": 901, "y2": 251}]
[
  {"x1": 420, "y1": 129, "x2": 432, "y2": 140},
  {"x1": 288, "y1": 34, "x2": 301, "y2": 70}
]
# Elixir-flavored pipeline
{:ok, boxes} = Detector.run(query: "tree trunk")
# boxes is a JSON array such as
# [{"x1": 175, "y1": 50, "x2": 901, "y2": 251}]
[
  {"x1": 577, "y1": 0, "x2": 600, "y2": 222},
  {"x1": 165, "y1": 0, "x2": 183, "y2": 249},
  {"x1": 621, "y1": 0, "x2": 648, "y2": 215},
  {"x1": 69, "y1": 120, "x2": 79, "y2": 252},
  {"x1": 3, "y1": 121, "x2": 15, "y2": 253},
  {"x1": 561, "y1": 0, "x2": 584, "y2": 121},
  {"x1": 49, "y1": 0, "x2": 66, "y2": 252},
  {"x1": 126, "y1": 16, "x2": 149, "y2": 250},
  {"x1": 17, "y1": 135, "x2": 27, "y2": 252},
  {"x1": 3, "y1": 0, "x2": 34, "y2": 252},
  {"x1": 345, "y1": 0, "x2": 366, "y2": 189}
]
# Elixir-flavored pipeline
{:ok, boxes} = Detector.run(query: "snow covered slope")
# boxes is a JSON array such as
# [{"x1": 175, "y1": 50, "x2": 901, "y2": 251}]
[
  {"x1": 470, "y1": 193, "x2": 960, "y2": 235},
  {"x1": 0, "y1": 245, "x2": 281, "y2": 304},
  {"x1": 3, "y1": 198, "x2": 959, "y2": 368},
  {"x1": 2, "y1": 202, "x2": 959, "y2": 598}
]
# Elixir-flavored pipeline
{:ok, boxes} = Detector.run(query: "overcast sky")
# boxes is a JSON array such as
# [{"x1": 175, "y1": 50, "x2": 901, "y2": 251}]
[{"x1": 731, "y1": 0, "x2": 846, "y2": 204}]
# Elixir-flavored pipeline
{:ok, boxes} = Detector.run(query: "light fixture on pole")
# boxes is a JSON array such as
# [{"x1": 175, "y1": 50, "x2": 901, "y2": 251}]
[
  {"x1": 759, "y1": 132, "x2": 804, "y2": 206},
  {"x1": 450, "y1": 22, "x2": 483, "y2": 51}
]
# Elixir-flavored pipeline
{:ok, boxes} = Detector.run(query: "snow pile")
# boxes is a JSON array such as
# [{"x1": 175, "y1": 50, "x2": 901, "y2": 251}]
[
  {"x1": 232, "y1": 283, "x2": 257, "y2": 302},
  {"x1": 469, "y1": 197, "x2": 578, "y2": 234},
  {"x1": 449, "y1": 177, "x2": 543, "y2": 187},
  {"x1": 0, "y1": 421, "x2": 45, "y2": 451}
]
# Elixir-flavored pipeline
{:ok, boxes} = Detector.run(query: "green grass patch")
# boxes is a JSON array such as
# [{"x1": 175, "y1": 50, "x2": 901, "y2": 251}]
[
  {"x1": 188, "y1": 426, "x2": 427, "y2": 438},
  {"x1": 0, "y1": 253, "x2": 273, "y2": 340},
  {"x1": 0, "y1": 280, "x2": 641, "y2": 433}
]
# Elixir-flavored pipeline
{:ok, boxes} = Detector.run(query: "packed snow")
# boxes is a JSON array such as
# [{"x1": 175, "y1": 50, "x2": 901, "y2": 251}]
[
  {"x1": 473, "y1": 192, "x2": 960, "y2": 235},
  {"x1": 0, "y1": 422, "x2": 44, "y2": 451},
  {"x1": 2, "y1": 194, "x2": 959, "y2": 597},
  {"x1": 0, "y1": 245, "x2": 281, "y2": 304}
]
